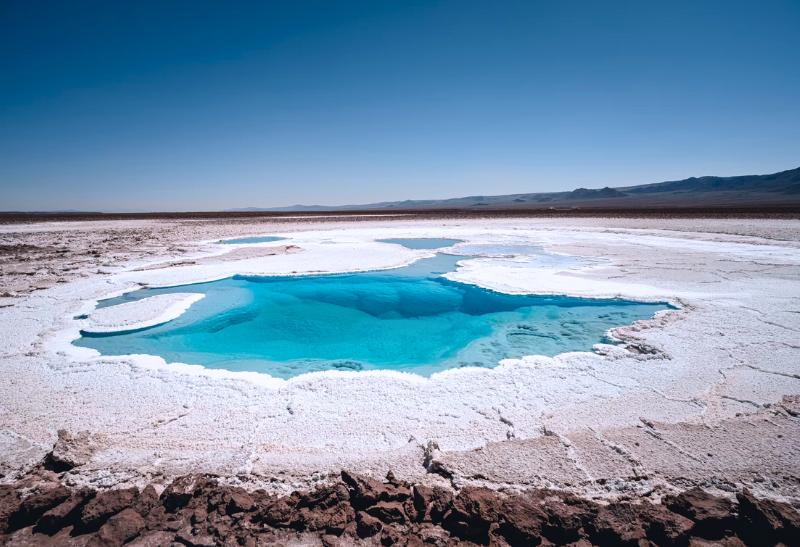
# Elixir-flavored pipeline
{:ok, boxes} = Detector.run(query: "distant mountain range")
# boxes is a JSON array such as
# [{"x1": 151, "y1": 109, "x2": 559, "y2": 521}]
[{"x1": 231, "y1": 167, "x2": 800, "y2": 212}]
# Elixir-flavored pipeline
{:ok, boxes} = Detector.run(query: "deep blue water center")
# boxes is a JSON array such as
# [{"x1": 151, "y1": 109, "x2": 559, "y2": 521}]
[{"x1": 75, "y1": 247, "x2": 670, "y2": 379}]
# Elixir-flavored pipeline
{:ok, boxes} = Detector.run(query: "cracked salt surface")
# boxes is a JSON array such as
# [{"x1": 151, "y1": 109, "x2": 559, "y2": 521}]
[{"x1": 1, "y1": 217, "x2": 799, "y2": 499}]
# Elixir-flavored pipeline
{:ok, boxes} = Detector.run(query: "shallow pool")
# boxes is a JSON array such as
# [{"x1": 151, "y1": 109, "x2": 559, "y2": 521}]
[
  {"x1": 377, "y1": 238, "x2": 462, "y2": 249},
  {"x1": 219, "y1": 236, "x2": 287, "y2": 244},
  {"x1": 75, "y1": 252, "x2": 670, "y2": 378}
]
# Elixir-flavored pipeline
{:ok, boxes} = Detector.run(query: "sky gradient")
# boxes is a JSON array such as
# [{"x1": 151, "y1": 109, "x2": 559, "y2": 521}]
[{"x1": 2, "y1": 0, "x2": 799, "y2": 212}]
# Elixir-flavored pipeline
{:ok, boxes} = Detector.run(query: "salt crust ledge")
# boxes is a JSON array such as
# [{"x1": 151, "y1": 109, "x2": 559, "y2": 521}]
[{"x1": 80, "y1": 293, "x2": 205, "y2": 334}]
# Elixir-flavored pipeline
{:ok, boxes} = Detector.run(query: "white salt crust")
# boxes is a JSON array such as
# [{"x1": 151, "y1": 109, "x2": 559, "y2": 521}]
[
  {"x1": 0, "y1": 217, "x2": 798, "y2": 500},
  {"x1": 80, "y1": 293, "x2": 205, "y2": 334}
]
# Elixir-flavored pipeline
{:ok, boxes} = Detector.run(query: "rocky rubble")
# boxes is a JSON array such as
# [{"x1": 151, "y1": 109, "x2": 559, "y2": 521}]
[{"x1": 1, "y1": 465, "x2": 798, "y2": 546}]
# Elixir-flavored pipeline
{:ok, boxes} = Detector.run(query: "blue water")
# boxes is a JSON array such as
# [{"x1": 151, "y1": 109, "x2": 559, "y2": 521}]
[
  {"x1": 220, "y1": 236, "x2": 287, "y2": 244},
  {"x1": 75, "y1": 253, "x2": 669, "y2": 379},
  {"x1": 377, "y1": 238, "x2": 462, "y2": 249}
]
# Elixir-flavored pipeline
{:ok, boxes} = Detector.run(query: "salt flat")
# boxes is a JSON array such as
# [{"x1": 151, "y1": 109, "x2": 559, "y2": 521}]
[{"x1": 0, "y1": 216, "x2": 798, "y2": 503}]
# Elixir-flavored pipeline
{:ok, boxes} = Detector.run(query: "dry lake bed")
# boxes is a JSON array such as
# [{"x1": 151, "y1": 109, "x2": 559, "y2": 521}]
[{"x1": 1, "y1": 214, "x2": 798, "y2": 544}]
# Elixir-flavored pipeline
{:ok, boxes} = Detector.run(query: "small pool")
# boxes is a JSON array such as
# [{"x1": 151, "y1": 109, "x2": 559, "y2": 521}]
[
  {"x1": 75, "y1": 251, "x2": 670, "y2": 379},
  {"x1": 377, "y1": 238, "x2": 462, "y2": 249},
  {"x1": 219, "y1": 236, "x2": 287, "y2": 244},
  {"x1": 449, "y1": 243, "x2": 596, "y2": 269}
]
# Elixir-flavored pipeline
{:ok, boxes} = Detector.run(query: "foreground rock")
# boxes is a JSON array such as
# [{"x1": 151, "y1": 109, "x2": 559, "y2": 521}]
[{"x1": 1, "y1": 468, "x2": 798, "y2": 546}]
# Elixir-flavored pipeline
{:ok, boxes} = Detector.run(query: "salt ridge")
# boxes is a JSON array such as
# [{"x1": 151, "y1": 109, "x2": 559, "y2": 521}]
[{"x1": 80, "y1": 293, "x2": 206, "y2": 334}]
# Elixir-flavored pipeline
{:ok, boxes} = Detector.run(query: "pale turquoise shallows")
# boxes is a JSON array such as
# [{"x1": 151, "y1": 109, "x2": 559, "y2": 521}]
[
  {"x1": 75, "y1": 252, "x2": 670, "y2": 379},
  {"x1": 376, "y1": 238, "x2": 462, "y2": 249},
  {"x1": 219, "y1": 236, "x2": 287, "y2": 244}
]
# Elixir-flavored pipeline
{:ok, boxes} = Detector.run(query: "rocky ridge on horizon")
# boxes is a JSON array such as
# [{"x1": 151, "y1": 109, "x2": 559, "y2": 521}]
[{"x1": 241, "y1": 167, "x2": 800, "y2": 212}]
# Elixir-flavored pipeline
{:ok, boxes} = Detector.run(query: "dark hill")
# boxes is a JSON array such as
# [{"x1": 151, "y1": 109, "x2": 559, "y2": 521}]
[{"x1": 237, "y1": 166, "x2": 800, "y2": 211}]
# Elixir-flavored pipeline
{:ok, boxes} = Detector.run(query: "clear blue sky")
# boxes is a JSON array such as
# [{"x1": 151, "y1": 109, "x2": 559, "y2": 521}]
[{"x1": 1, "y1": 0, "x2": 799, "y2": 211}]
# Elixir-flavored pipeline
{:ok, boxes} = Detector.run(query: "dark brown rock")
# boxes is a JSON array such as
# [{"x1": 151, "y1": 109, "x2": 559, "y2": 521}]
[
  {"x1": 34, "y1": 489, "x2": 93, "y2": 535},
  {"x1": 564, "y1": 539, "x2": 594, "y2": 547},
  {"x1": 190, "y1": 507, "x2": 207, "y2": 525},
  {"x1": 3, "y1": 525, "x2": 88, "y2": 546},
  {"x1": 688, "y1": 536, "x2": 747, "y2": 547},
  {"x1": 160, "y1": 476, "x2": 196, "y2": 512},
  {"x1": 321, "y1": 533, "x2": 345, "y2": 547},
  {"x1": 380, "y1": 524, "x2": 404, "y2": 546},
  {"x1": 134, "y1": 485, "x2": 159, "y2": 516},
  {"x1": 88, "y1": 508, "x2": 145, "y2": 546},
  {"x1": 383, "y1": 472, "x2": 412, "y2": 501},
  {"x1": 288, "y1": 482, "x2": 354, "y2": 534},
  {"x1": 341, "y1": 470, "x2": 411, "y2": 508},
  {"x1": 737, "y1": 489, "x2": 800, "y2": 546},
  {"x1": 142, "y1": 504, "x2": 173, "y2": 531},
  {"x1": 356, "y1": 510, "x2": 383, "y2": 537},
  {"x1": 541, "y1": 496, "x2": 592, "y2": 544},
  {"x1": 206, "y1": 514, "x2": 233, "y2": 541},
  {"x1": 664, "y1": 488, "x2": 736, "y2": 538},
  {"x1": 294, "y1": 502, "x2": 354, "y2": 534},
  {"x1": 412, "y1": 484, "x2": 452, "y2": 524},
  {"x1": 341, "y1": 470, "x2": 384, "y2": 509},
  {"x1": 641, "y1": 503, "x2": 694, "y2": 545},
  {"x1": 126, "y1": 530, "x2": 177, "y2": 546},
  {"x1": 496, "y1": 497, "x2": 545, "y2": 546},
  {"x1": 443, "y1": 487, "x2": 503, "y2": 544},
  {"x1": 8, "y1": 484, "x2": 70, "y2": 532},
  {"x1": 77, "y1": 487, "x2": 138, "y2": 533},
  {"x1": 588, "y1": 503, "x2": 647, "y2": 546},
  {"x1": 257, "y1": 496, "x2": 295, "y2": 527},
  {"x1": 176, "y1": 525, "x2": 216, "y2": 547},
  {"x1": 223, "y1": 489, "x2": 254, "y2": 515},
  {"x1": 0, "y1": 468, "x2": 770, "y2": 547},
  {"x1": 367, "y1": 500, "x2": 407, "y2": 524},
  {"x1": 0, "y1": 484, "x2": 22, "y2": 534},
  {"x1": 299, "y1": 483, "x2": 350, "y2": 510},
  {"x1": 415, "y1": 524, "x2": 452, "y2": 545}
]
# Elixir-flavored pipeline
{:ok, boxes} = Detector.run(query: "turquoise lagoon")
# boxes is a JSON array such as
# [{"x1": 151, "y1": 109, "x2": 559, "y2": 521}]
[{"x1": 76, "y1": 251, "x2": 669, "y2": 379}]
